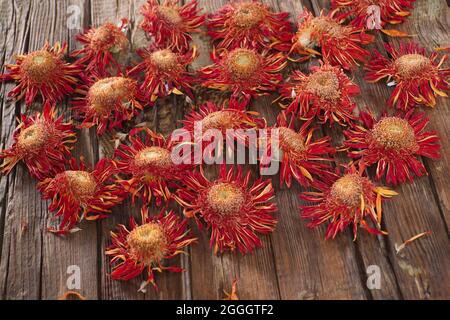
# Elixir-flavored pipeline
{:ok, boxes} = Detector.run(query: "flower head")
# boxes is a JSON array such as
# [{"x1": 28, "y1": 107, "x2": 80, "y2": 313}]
[
  {"x1": 175, "y1": 165, "x2": 277, "y2": 254},
  {"x1": 290, "y1": 10, "x2": 374, "y2": 70},
  {"x1": 181, "y1": 100, "x2": 265, "y2": 161},
  {"x1": 0, "y1": 43, "x2": 82, "y2": 106},
  {"x1": 260, "y1": 111, "x2": 336, "y2": 188},
  {"x1": 331, "y1": 0, "x2": 415, "y2": 28},
  {"x1": 72, "y1": 75, "x2": 144, "y2": 134},
  {"x1": 106, "y1": 206, "x2": 196, "y2": 289},
  {"x1": 38, "y1": 157, "x2": 125, "y2": 235},
  {"x1": 280, "y1": 62, "x2": 359, "y2": 126},
  {"x1": 114, "y1": 127, "x2": 190, "y2": 205},
  {"x1": 73, "y1": 19, "x2": 129, "y2": 76},
  {"x1": 140, "y1": 0, "x2": 205, "y2": 52},
  {"x1": 200, "y1": 47, "x2": 286, "y2": 105},
  {"x1": 300, "y1": 164, "x2": 397, "y2": 240},
  {"x1": 344, "y1": 109, "x2": 440, "y2": 185},
  {"x1": 128, "y1": 46, "x2": 198, "y2": 103},
  {"x1": 207, "y1": 0, "x2": 292, "y2": 51},
  {"x1": 365, "y1": 42, "x2": 449, "y2": 110},
  {"x1": 0, "y1": 102, "x2": 76, "y2": 180}
]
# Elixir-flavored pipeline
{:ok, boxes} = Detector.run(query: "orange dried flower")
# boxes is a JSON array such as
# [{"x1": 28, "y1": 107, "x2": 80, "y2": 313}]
[
  {"x1": 344, "y1": 109, "x2": 440, "y2": 185},
  {"x1": 106, "y1": 206, "x2": 196, "y2": 290},
  {"x1": 140, "y1": 0, "x2": 205, "y2": 53},
  {"x1": 280, "y1": 62, "x2": 360, "y2": 126},
  {"x1": 365, "y1": 42, "x2": 449, "y2": 110},
  {"x1": 73, "y1": 19, "x2": 129, "y2": 76},
  {"x1": 0, "y1": 42, "x2": 82, "y2": 106},
  {"x1": 129, "y1": 46, "x2": 198, "y2": 103},
  {"x1": 260, "y1": 111, "x2": 336, "y2": 188},
  {"x1": 301, "y1": 164, "x2": 397, "y2": 240},
  {"x1": 72, "y1": 75, "x2": 144, "y2": 134},
  {"x1": 331, "y1": 0, "x2": 416, "y2": 28},
  {"x1": 207, "y1": 0, "x2": 292, "y2": 51},
  {"x1": 175, "y1": 165, "x2": 278, "y2": 254},
  {"x1": 290, "y1": 10, "x2": 374, "y2": 70},
  {"x1": 0, "y1": 102, "x2": 76, "y2": 180},
  {"x1": 114, "y1": 127, "x2": 191, "y2": 205},
  {"x1": 200, "y1": 47, "x2": 286, "y2": 105},
  {"x1": 38, "y1": 158, "x2": 126, "y2": 235}
]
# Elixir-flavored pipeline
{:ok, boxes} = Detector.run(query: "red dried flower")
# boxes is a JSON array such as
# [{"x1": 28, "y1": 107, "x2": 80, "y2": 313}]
[
  {"x1": 289, "y1": 10, "x2": 374, "y2": 70},
  {"x1": 0, "y1": 42, "x2": 82, "y2": 106},
  {"x1": 175, "y1": 165, "x2": 278, "y2": 254},
  {"x1": 114, "y1": 127, "x2": 190, "y2": 205},
  {"x1": 365, "y1": 42, "x2": 450, "y2": 110},
  {"x1": 73, "y1": 19, "x2": 129, "y2": 76},
  {"x1": 181, "y1": 100, "x2": 265, "y2": 160},
  {"x1": 106, "y1": 206, "x2": 196, "y2": 290},
  {"x1": 331, "y1": 0, "x2": 415, "y2": 28},
  {"x1": 200, "y1": 47, "x2": 286, "y2": 105},
  {"x1": 140, "y1": 0, "x2": 205, "y2": 53},
  {"x1": 260, "y1": 111, "x2": 336, "y2": 188},
  {"x1": 72, "y1": 75, "x2": 144, "y2": 135},
  {"x1": 0, "y1": 102, "x2": 76, "y2": 180},
  {"x1": 280, "y1": 62, "x2": 359, "y2": 126},
  {"x1": 343, "y1": 110, "x2": 440, "y2": 186},
  {"x1": 38, "y1": 157, "x2": 125, "y2": 235},
  {"x1": 207, "y1": 0, "x2": 292, "y2": 51},
  {"x1": 300, "y1": 164, "x2": 397, "y2": 240},
  {"x1": 128, "y1": 46, "x2": 198, "y2": 103}
]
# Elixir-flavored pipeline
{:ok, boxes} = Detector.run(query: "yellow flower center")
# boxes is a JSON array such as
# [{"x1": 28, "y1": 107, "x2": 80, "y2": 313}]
[
  {"x1": 17, "y1": 123, "x2": 48, "y2": 151},
  {"x1": 278, "y1": 127, "x2": 306, "y2": 155},
  {"x1": 156, "y1": 6, "x2": 182, "y2": 25},
  {"x1": 201, "y1": 111, "x2": 236, "y2": 131},
  {"x1": 150, "y1": 49, "x2": 180, "y2": 72},
  {"x1": 206, "y1": 183, "x2": 245, "y2": 216},
  {"x1": 64, "y1": 170, "x2": 97, "y2": 202},
  {"x1": 371, "y1": 117, "x2": 418, "y2": 151},
  {"x1": 134, "y1": 146, "x2": 172, "y2": 170},
  {"x1": 21, "y1": 51, "x2": 59, "y2": 84},
  {"x1": 305, "y1": 70, "x2": 341, "y2": 101},
  {"x1": 232, "y1": 3, "x2": 264, "y2": 28},
  {"x1": 127, "y1": 223, "x2": 167, "y2": 265},
  {"x1": 227, "y1": 49, "x2": 261, "y2": 80},
  {"x1": 394, "y1": 54, "x2": 431, "y2": 79},
  {"x1": 88, "y1": 77, "x2": 131, "y2": 113},
  {"x1": 330, "y1": 174, "x2": 363, "y2": 207}
]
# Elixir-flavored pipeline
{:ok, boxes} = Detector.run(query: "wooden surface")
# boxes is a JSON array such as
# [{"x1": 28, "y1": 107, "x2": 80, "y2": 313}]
[{"x1": 0, "y1": 0, "x2": 449, "y2": 300}]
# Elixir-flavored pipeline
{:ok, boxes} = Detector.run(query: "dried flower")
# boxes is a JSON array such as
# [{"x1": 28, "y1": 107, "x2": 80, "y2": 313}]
[
  {"x1": 300, "y1": 164, "x2": 397, "y2": 240},
  {"x1": 344, "y1": 109, "x2": 440, "y2": 185},
  {"x1": 200, "y1": 47, "x2": 286, "y2": 105},
  {"x1": 175, "y1": 165, "x2": 277, "y2": 254},
  {"x1": 260, "y1": 111, "x2": 336, "y2": 188},
  {"x1": 73, "y1": 19, "x2": 129, "y2": 76},
  {"x1": 207, "y1": 0, "x2": 292, "y2": 51},
  {"x1": 331, "y1": 0, "x2": 416, "y2": 28},
  {"x1": 140, "y1": 0, "x2": 205, "y2": 53},
  {"x1": 0, "y1": 42, "x2": 82, "y2": 106},
  {"x1": 128, "y1": 46, "x2": 197, "y2": 103},
  {"x1": 280, "y1": 62, "x2": 359, "y2": 126},
  {"x1": 38, "y1": 158, "x2": 125, "y2": 235},
  {"x1": 0, "y1": 102, "x2": 76, "y2": 180},
  {"x1": 365, "y1": 42, "x2": 450, "y2": 110},
  {"x1": 72, "y1": 75, "x2": 144, "y2": 135},
  {"x1": 290, "y1": 10, "x2": 374, "y2": 70},
  {"x1": 106, "y1": 206, "x2": 196, "y2": 290},
  {"x1": 114, "y1": 127, "x2": 190, "y2": 205}
]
